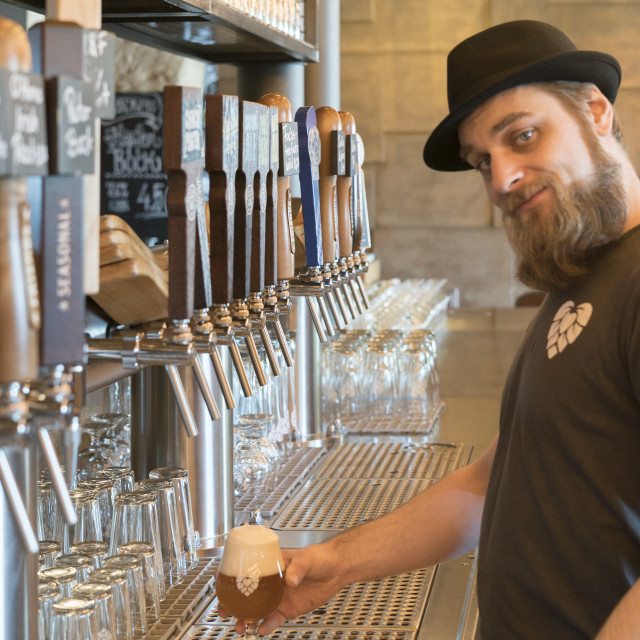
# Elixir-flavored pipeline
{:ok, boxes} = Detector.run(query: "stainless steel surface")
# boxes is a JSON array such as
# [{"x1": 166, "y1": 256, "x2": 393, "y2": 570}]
[
  {"x1": 293, "y1": 296, "x2": 322, "y2": 440},
  {"x1": 132, "y1": 356, "x2": 234, "y2": 552},
  {"x1": 197, "y1": 566, "x2": 436, "y2": 630}
]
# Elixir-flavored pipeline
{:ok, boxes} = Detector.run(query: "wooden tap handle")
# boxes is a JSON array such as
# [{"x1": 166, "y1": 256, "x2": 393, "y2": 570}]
[
  {"x1": 295, "y1": 105, "x2": 323, "y2": 269},
  {"x1": 337, "y1": 110, "x2": 356, "y2": 258},
  {"x1": 205, "y1": 94, "x2": 238, "y2": 305},
  {"x1": 250, "y1": 103, "x2": 269, "y2": 294},
  {"x1": 315, "y1": 106, "x2": 342, "y2": 264},
  {"x1": 0, "y1": 19, "x2": 40, "y2": 382},
  {"x1": 258, "y1": 93, "x2": 297, "y2": 282},
  {"x1": 264, "y1": 104, "x2": 279, "y2": 288},
  {"x1": 45, "y1": 0, "x2": 101, "y2": 29},
  {"x1": 163, "y1": 85, "x2": 204, "y2": 320},
  {"x1": 234, "y1": 100, "x2": 260, "y2": 300},
  {"x1": 355, "y1": 133, "x2": 372, "y2": 251}
]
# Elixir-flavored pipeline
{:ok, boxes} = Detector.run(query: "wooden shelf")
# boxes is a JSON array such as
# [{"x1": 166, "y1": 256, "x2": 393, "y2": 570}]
[{"x1": 6, "y1": 0, "x2": 318, "y2": 63}]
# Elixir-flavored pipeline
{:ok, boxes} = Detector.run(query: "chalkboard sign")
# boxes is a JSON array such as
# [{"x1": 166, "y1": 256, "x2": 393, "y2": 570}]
[
  {"x1": 279, "y1": 121, "x2": 299, "y2": 177},
  {"x1": 101, "y1": 92, "x2": 168, "y2": 243},
  {"x1": 83, "y1": 29, "x2": 116, "y2": 120},
  {"x1": 46, "y1": 76, "x2": 95, "y2": 175},
  {"x1": 8, "y1": 70, "x2": 49, "y2": 177}
]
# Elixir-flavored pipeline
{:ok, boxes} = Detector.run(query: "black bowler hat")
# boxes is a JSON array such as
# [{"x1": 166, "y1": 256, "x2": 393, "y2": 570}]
[{"x1": 423, "y1": 20, "x2": 621, "y2": 171}]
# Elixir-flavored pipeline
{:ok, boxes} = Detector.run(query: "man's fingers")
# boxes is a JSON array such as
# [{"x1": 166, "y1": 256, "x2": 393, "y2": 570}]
[{"x1": 260, "y1": 609, "x2": 289, "y2": 635}]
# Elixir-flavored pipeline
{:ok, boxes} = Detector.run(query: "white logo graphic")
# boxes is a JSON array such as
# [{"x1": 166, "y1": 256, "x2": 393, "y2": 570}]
[
  {"x1": 546, "y1": 300, "x2": 593, "y2": 359},
  {"x1": 236, "y1": 563, "x2": 260, "y2": 597}
]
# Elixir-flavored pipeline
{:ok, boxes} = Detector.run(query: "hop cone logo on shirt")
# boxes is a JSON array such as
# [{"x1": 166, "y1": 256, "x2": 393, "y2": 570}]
[
  {"x1": 236, "y1": 563, "x2": 261, "y2": 596},
  {"x1": 546, "y1": 301, "x2": 593, "y2": 359}
]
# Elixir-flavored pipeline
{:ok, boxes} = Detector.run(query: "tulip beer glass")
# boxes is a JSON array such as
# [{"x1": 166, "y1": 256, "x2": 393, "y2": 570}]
[{"x1": 216, "y1": 525, "x2": 286, "y2": 639}]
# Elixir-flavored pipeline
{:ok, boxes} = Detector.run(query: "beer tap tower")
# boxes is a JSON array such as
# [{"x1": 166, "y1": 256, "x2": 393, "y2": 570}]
[
  {"x1": 316, "y1": 105, "x2": 359, "y2": 325},
  {"x1": 289, "y1": 105, "x2": 336, "y2": 341},
  {"x1": 247, "y1": 103, "x2": 281, "y2": 379},
  {"x1": 337, "y1": 110, "x2": 369, "y2": 311},
  {"x1": 256, "y1": 100, "x2": 294, "y2": 368},
  {"x1": 256, "y1": 93, "x2": 298, "y2": 331},
  {"x1": 204, "y1": 94, "x2": 254, "y2": 399}
]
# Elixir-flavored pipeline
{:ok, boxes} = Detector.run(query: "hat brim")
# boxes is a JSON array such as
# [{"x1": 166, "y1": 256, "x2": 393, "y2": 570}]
[{"x1": 423, "y1": 50, "x2": 621, "y2": 172}]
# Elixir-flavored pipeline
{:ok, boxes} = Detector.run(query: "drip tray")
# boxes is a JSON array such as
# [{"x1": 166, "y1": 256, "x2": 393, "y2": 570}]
[
  {"x1": 189, "y1": 567, "x2": 436, "y2": 640},
  {"x1": 271, "y1": 477, "x2": 438, "y2": 530},
  {"x1": 313, "y1": 441, "x2": 472, "y2": 480},
  {"x1": 183, "y1": 628, "x2": 418, "y2": 640}
]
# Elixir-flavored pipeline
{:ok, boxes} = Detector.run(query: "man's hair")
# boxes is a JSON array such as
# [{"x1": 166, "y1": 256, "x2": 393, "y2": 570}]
[{"x1": 536, "y1": 80, "x2": 624, "y2": 145}]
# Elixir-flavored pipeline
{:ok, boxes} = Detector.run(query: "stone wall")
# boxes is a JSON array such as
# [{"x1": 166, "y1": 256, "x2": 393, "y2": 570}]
[{"x1": 340, "y1": 0, "x2": 640, "y2": 307}]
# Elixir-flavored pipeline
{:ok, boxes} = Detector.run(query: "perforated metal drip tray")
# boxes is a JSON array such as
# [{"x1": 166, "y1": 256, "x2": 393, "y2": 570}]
[
  {"x1": 185, "y1": 567, "x2": 436, "y2": 640},
  {"x1": 313, "y1": 441, "x2": 472, "y2": 480},
  {"x1": 343, "y1": 401, "x2": 446, "y2": 435},
  {"x1": 267, "y1": 441, "x2": 470, "y2": 531}
]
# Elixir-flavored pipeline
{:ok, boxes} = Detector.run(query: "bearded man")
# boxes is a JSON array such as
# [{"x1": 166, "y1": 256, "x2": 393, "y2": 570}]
[{"x1": 221, "y1": 21, "x2": 640, "y2": 640}]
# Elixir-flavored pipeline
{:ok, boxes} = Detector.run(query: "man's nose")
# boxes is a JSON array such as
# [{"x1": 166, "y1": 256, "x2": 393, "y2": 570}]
[{"x1": 490, "y1": 154, "x2": 524, "y2": 195}]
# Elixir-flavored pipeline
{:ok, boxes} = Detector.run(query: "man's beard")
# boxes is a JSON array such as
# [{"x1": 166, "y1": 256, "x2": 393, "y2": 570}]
[{"x1": 502, "y1": 151, "x2": 627, "y2": 293}]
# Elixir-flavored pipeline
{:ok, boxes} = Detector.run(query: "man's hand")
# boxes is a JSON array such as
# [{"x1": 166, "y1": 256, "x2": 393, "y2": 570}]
[{"x1": 217, "y1": 542, "x2": 348, "y2": 635}]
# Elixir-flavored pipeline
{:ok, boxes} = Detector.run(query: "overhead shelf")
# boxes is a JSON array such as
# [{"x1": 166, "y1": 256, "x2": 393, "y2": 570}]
[{"x1": 8, "y1": 0, "x2": 319, "y2": 64}]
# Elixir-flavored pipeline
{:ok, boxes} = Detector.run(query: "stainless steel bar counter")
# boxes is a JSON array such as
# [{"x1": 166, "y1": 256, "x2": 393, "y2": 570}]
[{"x1": 140, "y1": 306, "x2": 537, "y2": 640}]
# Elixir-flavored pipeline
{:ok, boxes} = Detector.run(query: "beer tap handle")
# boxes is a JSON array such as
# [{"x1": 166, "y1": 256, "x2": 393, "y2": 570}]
[
  {"x1": 234, "y1": 101, "x2": 267, "y2": 386},
  {"x1": 227, "y1": 336, "x2": 253, "y2": 397},
  {"x1": 252, "y1": 104, "x2": 268, "y2": 298},
  {"x1": 244, "y1": 332, "x2": 267, "y2": 387},
  {"x1": 0, "y1": 21, "x2": 42, "y2": 385},
  {"x1": 164, "y1": 364, "x2": 198, "y2": 437},
  {"x1": 354, "y1": 133, "x2": 372, "y2": 308},
  {"x1": 191, "y1": 352, "x2": 221, "y2": 421},
  {"x1": 235, "y1": 100, "x2": 258, "y2": 303},
  {"x1": 205, "y1": 94, "x2": 237, "y2": 305},
  {"x1": 326, "y1": 288, "x2": 347, "y2": 329},
  {"x1": 38, "y1": 426, "x2": 76, "y2": 525},
  {"x1": 164, "y1": 85, "x2": 201, "y2": 322},
  {"x1": 210, "y1": 345, "x2": 235, "y2": 409},
  {"x1": 257, "y1": 94, "x2": 297, "y2": 282},
  {"x1": 314, "y1": 296, "x2": 334, "y2": 339},
  {"x1": 252, "y1": 104, "x2": 280, "y2": 378},
  {"x1": 294, "y1": 106, "x2": 324, "y2": 269},
  {"x1": 315, "y1": 106, "x2": 342, "y2": 265},
  {"x1": 337, "y1": 110, "x2": 355, "y2": 260},
  {"x1": 0, "y1": 449, "x2": 39, "y2": 554},
  {"x1": 272, "y1": 318, "x2": 293, "y2": 365}
]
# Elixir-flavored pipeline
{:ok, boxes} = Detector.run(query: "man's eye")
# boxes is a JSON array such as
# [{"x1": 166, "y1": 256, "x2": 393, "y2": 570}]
[
  {"x1": 516, "y1": 129, "x2": 535, "y2": 143},
  {"x1": 475, "y1": 157, "x2": 490, "y2": 172}
]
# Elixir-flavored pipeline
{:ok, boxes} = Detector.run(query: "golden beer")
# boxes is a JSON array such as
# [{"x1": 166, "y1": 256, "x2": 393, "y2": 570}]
[
  {"x1": 216, "y1": 525, "x2": 286, "y2": 637},
  {"x1": 216, "y1": 571, "x2": 285, "y2": 620}
]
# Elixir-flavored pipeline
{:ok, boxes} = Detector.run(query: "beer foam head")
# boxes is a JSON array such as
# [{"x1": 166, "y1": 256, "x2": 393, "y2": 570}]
[{"x1": 219, "y1": 525, "x2": 284, "y2": 577}]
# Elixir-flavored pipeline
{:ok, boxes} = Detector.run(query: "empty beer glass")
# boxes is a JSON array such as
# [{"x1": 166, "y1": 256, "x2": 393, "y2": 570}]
[
  {"x1": 103, "y1": 554, "x2": 148, "y2": 636},
  {"x1": 38, "y1": 540, "x2": 62, "y2": 569},
  {"x1": 109, "y1": 490, "x2": 162, "y2": 561},
  {"x1": 72, "y1": 582, "x2": 117, "y2": 640},
  {"x1": 149, "y1": 467, "x2": 197, "y2": 570},
  {"x1": 50, "y1": 596, "x2": 96, "y2": 640},
  {"x1": 118, "y1": 541, "x2": 162, "y2": 619},
  {"x1": 96, "y1": 467, "x2": 135, "y2": 495},
  {"x1": 70, "y1": 540, "x2": 109, "y2": 570},
  {"x1": 55, "y1": 552, "x2": 93, "y2": 583},
  {"x1": 135, "y1": 478, "x2": 181, "y2": 590},
  {"x1": 89, "y1": 567, "x2": 132, "y2": 640},
  {"x1": 78, "y1": 477, "x2": 117, "y2": 543},
  {"x1": 56, "y1": 489, "x2": 102, "y2": 552},
  {"x1": 38, "y1": 579, "x2": 60, "y2": 640},
  {"x1": 216, "y1": 525, "x2": 285, "y2": 640},
  {"x1": 38, "y1": 566, "x2": 77, "y2": 599}
]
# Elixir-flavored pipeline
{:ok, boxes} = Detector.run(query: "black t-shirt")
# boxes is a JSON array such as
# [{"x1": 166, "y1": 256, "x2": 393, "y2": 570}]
[{"x1": 478, "y1": 225, "x2": 640, "y2": 639}]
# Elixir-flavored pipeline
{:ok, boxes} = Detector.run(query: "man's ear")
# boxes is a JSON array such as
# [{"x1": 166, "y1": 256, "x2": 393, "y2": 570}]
[{"x1": 587, "y1": 86, "x2": 615, "y2": 137}]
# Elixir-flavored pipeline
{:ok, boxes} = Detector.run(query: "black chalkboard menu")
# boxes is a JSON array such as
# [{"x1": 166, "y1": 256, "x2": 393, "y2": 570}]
[{"x1": 100, "y1": 92, "x2": 168, "y2": 244}]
